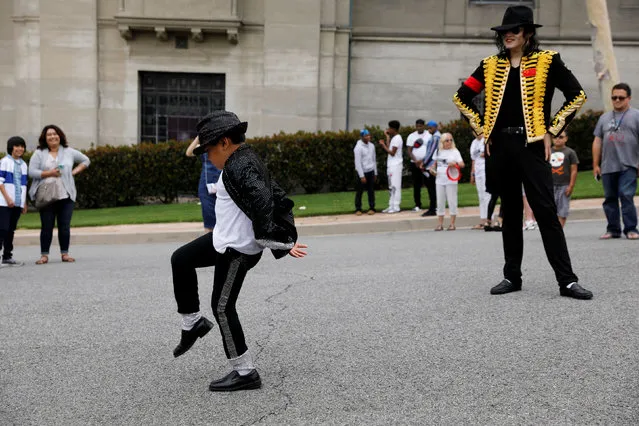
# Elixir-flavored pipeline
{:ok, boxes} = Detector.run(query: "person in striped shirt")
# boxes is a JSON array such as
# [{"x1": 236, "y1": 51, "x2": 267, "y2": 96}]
[{"x1": 0, "y1": 136, "x2": 28, "y2": 267}]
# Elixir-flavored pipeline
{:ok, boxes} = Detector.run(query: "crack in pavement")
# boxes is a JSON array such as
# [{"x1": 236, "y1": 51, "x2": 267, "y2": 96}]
[{"x1": 247, "y1": 272, "x2": 315, "y2": 425}]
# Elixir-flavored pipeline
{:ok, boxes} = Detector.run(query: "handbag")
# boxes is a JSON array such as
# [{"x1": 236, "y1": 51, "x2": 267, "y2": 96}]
[{"x1": 34, "y1": 178, "x2": 62, "y2": 209}]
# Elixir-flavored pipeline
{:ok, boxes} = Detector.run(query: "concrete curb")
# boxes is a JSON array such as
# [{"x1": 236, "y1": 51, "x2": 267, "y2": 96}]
[{"x1": 13, "y1": 203, "x2": 614, "y2": 247}]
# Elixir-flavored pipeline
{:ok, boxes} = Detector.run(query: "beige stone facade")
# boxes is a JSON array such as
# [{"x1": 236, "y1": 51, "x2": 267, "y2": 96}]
[{"x1": 1, "y1": 0, "x2": 638, "y2": 149}]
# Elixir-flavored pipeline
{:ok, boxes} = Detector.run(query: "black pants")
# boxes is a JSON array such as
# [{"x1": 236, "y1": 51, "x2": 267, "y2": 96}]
[
  {"x1": 0, "y1": 206, "x2": 22, "y2": 260},
  {"x1": 171, "y1": 233, "x2": 262, "y2": 359},
  {"x1": 410, "y1": 162, "x2": 424, "y2": 208},
  {"x1": 355, "y1": 171, "x2": 375, "y2": 211},
  {"x1": 39, "y1": 198, "x2": 74, "y2": 255},
  {"x1": 488, "y1": 134, "x2": 578, "y2": 287},
  {"x1": 486, "y1": 194, "x2": 502, "y2": 221},
  {"x1": 423, "y1": 172, "x2": 437, "y2": 213}
]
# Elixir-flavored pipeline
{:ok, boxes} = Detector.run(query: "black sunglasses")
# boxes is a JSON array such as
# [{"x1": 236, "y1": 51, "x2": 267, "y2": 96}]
[
  {"x1": 498, "y1": 26, "x2": 523, "y2": 36},
  {"x1": 611, "y1": 96, "x2": 628, "y2": 101}
]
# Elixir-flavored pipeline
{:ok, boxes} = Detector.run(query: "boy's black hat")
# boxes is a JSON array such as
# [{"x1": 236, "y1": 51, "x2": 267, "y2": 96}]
[
  {"x1": 491, "y1": 6, "x2": 542, "y2": 32},
  {"x1": 194, "y1": 111, "x2": 248, "y2": 155}
]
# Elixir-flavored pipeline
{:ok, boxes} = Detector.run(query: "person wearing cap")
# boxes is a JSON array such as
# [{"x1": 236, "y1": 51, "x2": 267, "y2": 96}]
[
  {"x1": 353, "y1": 129, "x2": 377, "y2": 215},
  {"x1": 170, "y1": 111, "x2": 308, "y2": 392},
  {"x1": 406, "y1": 119, "x2": 428, "y2": 212},
  {"x1": 378, "y1": 120, "x2": 403, "y2": 213},
  {"x1": 453, "y1": 5, "x2": 592, "y2": 300}
]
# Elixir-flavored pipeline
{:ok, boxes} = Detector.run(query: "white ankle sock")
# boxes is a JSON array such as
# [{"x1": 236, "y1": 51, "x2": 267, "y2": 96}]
[
  {"x1": 229, "y1": 350, "x2": 255, "y2": 376},
  {"x1": 567, "y1": 282, "x2": 576, "y2": 289},
  {"x1": 181, "y1": 312, "x2": 202, "y2": 330}
]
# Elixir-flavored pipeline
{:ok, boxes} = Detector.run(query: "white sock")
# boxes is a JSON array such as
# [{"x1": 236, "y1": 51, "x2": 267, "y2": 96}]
[
  {"x1": 229, "y1": 350, "x2": 255, "y2": 376},
  {"x1": 181, "y1": 312, "x2": 202, "y2": 330},
  {"x1": 567, "y1": 282, "x2": 576, "y2": 289}
]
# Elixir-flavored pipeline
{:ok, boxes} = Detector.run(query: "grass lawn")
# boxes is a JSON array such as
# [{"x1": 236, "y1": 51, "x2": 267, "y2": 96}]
[{"x1": 16, "y1": 171, "x2": 609, "y2": 229}]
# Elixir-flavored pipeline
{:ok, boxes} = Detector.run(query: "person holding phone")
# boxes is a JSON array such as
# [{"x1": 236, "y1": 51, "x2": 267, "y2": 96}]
[
  {"x1": 378, "y1": 120, "x2": 403, "y2": 213},
  {"x1": 28, "y1": 125, "x2": 90, "y2": 264}
]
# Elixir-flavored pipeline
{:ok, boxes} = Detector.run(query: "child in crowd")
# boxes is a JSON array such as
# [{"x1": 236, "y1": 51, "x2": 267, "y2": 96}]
[
  {"x1": 170, "y1": 111, "x2": 307, "y2": 392},
  {"x1": 550, "y1": 131, "x2": 579, "y2": 227},
  {"x1": 0, "y1": 137, "x2": 28, "y2": 267}
]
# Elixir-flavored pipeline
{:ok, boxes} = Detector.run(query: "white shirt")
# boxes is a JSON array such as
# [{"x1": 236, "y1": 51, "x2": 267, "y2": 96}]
[
  {"x1": 213, "y1": 171, "x2": 263, "y2": 255},
  {"x1": 406, "y1": 131, "x2": 429, "y2": 163},
  {"x1": 412, "y1": 144, "x2": 427, "y2": 163},
  {"x1": 387, "y1": 134, "x2": 403, "y2": 168},
  {"x1": 469, "y1": 137, "x2": 486, "y2": 176},
  {"x1": 433, "y1": 148, "x2": 464, "y2": 186}
]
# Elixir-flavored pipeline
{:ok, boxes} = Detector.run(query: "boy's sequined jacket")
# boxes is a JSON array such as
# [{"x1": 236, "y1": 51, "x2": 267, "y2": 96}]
[
  {"x1": 222, "y1": 144, "x2": 297, "y2": 259},
  {"x1": 453, "y1": 50, "x2": 587, "y2": 143}
]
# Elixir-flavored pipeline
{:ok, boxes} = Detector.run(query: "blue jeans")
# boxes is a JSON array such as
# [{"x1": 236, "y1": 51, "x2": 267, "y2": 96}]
[
  {"x1": 39, "y1": 198, "x2": 74, "y2": 255},
  {"x1": 602, "y1": 168, "x2": 638, "y2": 236}
]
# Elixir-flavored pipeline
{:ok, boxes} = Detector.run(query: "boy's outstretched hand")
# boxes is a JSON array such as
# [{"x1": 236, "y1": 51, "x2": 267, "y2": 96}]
[{"x1": 289, "y1": 242, "x2": 308, "y2": 258}]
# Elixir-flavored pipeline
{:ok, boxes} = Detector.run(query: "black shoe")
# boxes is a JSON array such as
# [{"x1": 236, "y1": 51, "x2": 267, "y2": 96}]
[
  {"x1": 484, "y1": 225, "x2": 494, "y2": 232},
  {"x1": 209, "y1": 370, "x2": 262, "y2": 392},
  {"x1": 560, "y1": 283, "x2": 593, "y2": 300},
  {"x1": 421, "y1": 210, "x2": 437, "y2": 217},
  {"x1": 173, "y1": 317, "x2": 214, "y2": 358},
  {"x1": 490, "y1": 279, "x2": 522, "y2": 295}
]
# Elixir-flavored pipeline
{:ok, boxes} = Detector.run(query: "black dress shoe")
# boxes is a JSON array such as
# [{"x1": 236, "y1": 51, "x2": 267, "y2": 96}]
[
  {"x1": 421, "y1": 210, "x2": 437, "y2": 217},
  {"x1": 560, "y1": 283, "x2": 593, "y2": 300},
  {"x1": 490, "y1": 279, "x2": 522, "y2": 295},
  {"x1": 209, "y1": 370, "x2": 262, "y2": 392},
  {"x1": 484, "y1": 225, "x2": 494, "y2": 232},
  {"x1": 173, "y1": 317, "x2": 214, "y2": 358}
]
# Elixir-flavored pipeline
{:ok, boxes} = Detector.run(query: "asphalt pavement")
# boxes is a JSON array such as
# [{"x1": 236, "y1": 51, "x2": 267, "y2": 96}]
[{"x1": 1, "y1": 218, "x2": 638, "y2": 425}]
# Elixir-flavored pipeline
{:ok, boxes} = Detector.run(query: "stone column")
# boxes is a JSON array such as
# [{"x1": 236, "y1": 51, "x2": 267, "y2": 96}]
[
  {"x1": 39, "y1": 0, "x2": 98, "y2": 148},
  {"x1": 262, "y1": 0, "x2": 321, "y2": 134}
]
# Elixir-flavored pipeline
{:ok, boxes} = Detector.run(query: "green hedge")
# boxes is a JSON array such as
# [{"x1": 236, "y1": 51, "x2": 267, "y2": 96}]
[{"x1": 0, "y1": 110, "x2": 602, "y2": 208}]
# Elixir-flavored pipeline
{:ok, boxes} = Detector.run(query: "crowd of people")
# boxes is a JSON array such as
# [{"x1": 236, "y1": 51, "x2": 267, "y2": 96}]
[{"x1": 1, "y1": 4, "x2": 638, "y2": 395}]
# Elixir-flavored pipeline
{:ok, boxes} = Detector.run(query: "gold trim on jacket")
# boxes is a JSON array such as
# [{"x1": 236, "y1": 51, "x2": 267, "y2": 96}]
[{"x1": 454, "y1": 50, "x2": 587, "y2": 143}]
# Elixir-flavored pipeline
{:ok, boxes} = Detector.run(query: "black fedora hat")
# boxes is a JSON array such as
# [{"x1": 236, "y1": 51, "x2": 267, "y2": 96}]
[
  {"x1": 193, "y1": 110, "x2": 248, "y2": 155},
  {"x1": 491, "y1": 6, "x2": 542, "y2": 32}
]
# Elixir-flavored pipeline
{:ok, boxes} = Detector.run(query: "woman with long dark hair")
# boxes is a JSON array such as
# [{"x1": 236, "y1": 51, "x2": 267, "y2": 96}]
[
  {"x1": 453, "y1": 6, "x2": 592, "y2": 300},
  {"x1": 28, "y1": 125, "x2": 90, "y2": 264}
]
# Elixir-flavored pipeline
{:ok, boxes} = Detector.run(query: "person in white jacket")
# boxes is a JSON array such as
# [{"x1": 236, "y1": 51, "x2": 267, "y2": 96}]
[
  {"x1": 353, "y1": 129, "x2": 377, "y2": 215},
  {"x1": 470, "y1": 135, "x2": 491, "y2": 229}
]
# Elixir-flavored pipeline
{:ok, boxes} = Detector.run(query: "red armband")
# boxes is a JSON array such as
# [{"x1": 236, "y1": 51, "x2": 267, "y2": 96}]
[{"x1": 463, "y1": 76, "x2": 483, "y2": 93}]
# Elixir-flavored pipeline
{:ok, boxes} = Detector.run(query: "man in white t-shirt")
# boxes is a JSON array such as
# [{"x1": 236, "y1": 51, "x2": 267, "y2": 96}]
[
  {"x1": 406, "y1": 119, "x2": 428, "y2": 212},
  {"x1": 378, "y1": 120, "x2": 403, "y2": 213}
]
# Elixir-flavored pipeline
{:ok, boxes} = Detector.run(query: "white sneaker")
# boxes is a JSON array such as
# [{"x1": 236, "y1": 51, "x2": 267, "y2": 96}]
[
  {"x1": 382, "y1": 208, "x2": 392, "y2": 213},
  {"x1": 388, "y1": 208, "x2": 401, "y2": 214},
  {"x1": 523, "y1": 220, "x2": 536, "y2": 231},
  {"x1": 411, "y1": 207, "x2": 421, "y2": 212}
]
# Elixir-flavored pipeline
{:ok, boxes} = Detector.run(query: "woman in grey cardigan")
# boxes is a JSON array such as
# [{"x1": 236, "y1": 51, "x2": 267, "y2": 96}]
[{"x1": 28, "y1": 125, "x2": 90, "y2": 264}]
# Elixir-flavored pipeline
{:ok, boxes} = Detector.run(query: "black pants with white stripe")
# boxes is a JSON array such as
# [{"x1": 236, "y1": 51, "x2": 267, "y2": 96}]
[
  {"x1": 488, "y1": 133, "x2": 578, "y2": 287},
  {"x1": 171, "y1": 233, "x2": 262, "y2": 359}
]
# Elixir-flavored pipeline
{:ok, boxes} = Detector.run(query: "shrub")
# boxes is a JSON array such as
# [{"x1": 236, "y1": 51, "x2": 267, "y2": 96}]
[{"x1": 0, "y1": 110, "x2": 602, "y2": 208}]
